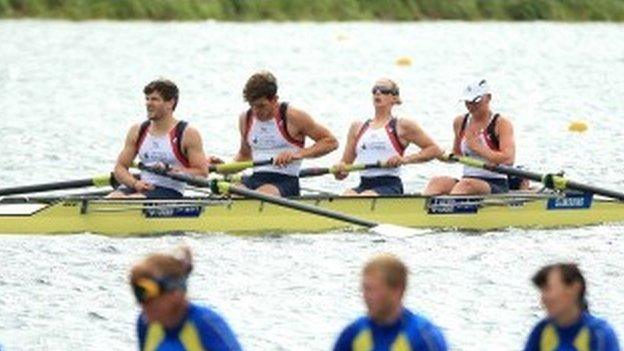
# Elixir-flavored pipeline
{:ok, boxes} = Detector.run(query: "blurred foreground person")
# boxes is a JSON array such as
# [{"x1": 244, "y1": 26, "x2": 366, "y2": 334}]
[
  {"x1": 130, "y1": 246, "x2": 242, "y2": 351},
  {"x1": 333, "y1": 254, "x2": 447, "y2": 351},
  {"x1": 523, "y1": 263, "x2": 620, "y2": 351}
]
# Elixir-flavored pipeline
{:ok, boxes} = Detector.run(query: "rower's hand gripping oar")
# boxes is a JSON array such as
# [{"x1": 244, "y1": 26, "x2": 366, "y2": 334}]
[
  {"x1": 0, "y1": 173, "x2": 121, "y2": 197},
  {"x1": 139, "y1": 163, "x2": 418, "y2": 236},
  {"x1": 208, "y1": 159, "x2": 273, "y2": 175},
  {"x1": 446, "y1": 154, "x2": 624, "y2": 201},
  {"x1": 299, "y1": 161, "x2": 388, "y2": 178}
]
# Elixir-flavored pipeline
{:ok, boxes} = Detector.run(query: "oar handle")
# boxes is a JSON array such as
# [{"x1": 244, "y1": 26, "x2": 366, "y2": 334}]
[
  {"x1": 208, "y1": 159, "x2": 273, "y2": 175},
  {"x1": 298, "y1": 162, "x2": 386, "y2": 178}
]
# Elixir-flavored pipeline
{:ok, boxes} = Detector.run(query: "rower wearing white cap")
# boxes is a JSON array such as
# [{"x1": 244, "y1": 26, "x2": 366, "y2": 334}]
[{"x1": 424, "y1": 79, "x2": 516, "y2": 195}]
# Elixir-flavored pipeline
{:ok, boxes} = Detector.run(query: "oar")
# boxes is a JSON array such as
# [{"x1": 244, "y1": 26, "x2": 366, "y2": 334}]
[
  {"x1": 447, "y1": 154, "x2": 624, "y2": 201},
  {"x1": 0, "y1": 173, "x2": 119, "y2": 197},
  {"x1": 299, "y1": 162, "x2": 387, "y2": 178},
  {"x1": 139, "y1": 163, "x2": 417, "y2": 236},
  {"x1": 208, "y1": 159, "x2": 273, "y2": 175}
]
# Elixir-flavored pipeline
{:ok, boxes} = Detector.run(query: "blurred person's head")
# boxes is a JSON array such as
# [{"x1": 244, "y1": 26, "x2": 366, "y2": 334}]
[
  {"x1": 130, "y1": 246, "x2": 193, "y2": 327},
  {"x1": 532, "y1": 263, "x2": 588, "y2": 325},
  {"x1": 362, "y1": 253, "x2": 407, "y2": 324}
]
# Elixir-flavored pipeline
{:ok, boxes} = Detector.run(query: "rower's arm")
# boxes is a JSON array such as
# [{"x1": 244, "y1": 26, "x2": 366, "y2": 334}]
[
  {"x1": 234, "y1": 112, "x2": 252, "y2": 162},
  {"x1": 479, "y1": 117, "x2": 515, "y2": 165},
  {"x1": 289, "y1": 108, "x2": 339, "y2": 159},
  {"x1": 179, "y1": 127, "x2": 208, "y2": 177},
  {"x1": 451, "y1": 115, "x2": 463, "y2": 156},
  {"x1": 339, "y1": 121, "x2": 363, "y2": 165},
  {"x1": 113, "y1": 125, "x2": 141, "y2": 188},
  {"x1": 398, "y1": 118, "x2": 442, "y2": 164}
]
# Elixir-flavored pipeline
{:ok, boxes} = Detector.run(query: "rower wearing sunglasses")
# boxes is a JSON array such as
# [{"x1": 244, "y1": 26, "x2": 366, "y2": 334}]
[
  {"x1": 424, "y1": 80, "x2": 516, "y2": 195},
  {"x1": 130, "y1": 246, "x2": 242, "y2": 351},
  {"x1": 334, "y1": 78, "x2": 441, "y2": 195}
]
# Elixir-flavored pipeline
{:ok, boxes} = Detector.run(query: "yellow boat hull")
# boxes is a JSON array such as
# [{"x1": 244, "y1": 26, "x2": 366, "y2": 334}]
[{"x1": 0, "y1": 194, "x2": 622, "y2": 235}]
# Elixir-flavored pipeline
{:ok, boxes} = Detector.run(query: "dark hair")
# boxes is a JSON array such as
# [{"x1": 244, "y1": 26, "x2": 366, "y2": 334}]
[
  {"x1": 532, "y1": 263, "x2": 588, "y2": 311},
  {"x1": 143, "y1": 79, "x2": 179, "y2": 110},
  {"x1": 243, "y1": 71, "x2": 278, "y2": 102}
]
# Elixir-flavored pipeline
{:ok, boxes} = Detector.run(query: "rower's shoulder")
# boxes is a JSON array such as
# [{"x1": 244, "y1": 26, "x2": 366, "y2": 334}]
[
  {"x1": 283, "y1": 104, "x2": 309, "y2": 120},
  {"x1": 181, "y1": 124, "x2": 202, "y2": 141},
  {"x1": 452, "y1": 114, "x2": 467, "y2": 130},
  {"x1": 494, "y1": 114, "x2": 512, "y2": 124},
  {"x1": 347, "y1": 120, "x2": 366, "y2": 135}
]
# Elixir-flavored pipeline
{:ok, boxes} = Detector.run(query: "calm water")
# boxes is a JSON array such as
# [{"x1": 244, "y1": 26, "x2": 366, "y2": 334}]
[{"x1": 0, "y1": 20, "x2": 623, "y2": 350}]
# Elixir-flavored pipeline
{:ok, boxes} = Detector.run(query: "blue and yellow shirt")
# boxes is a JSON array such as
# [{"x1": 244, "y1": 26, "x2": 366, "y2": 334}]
[
  {"x1": 137, "y1": 302, "x2": 242, "y2": 351},
  {"x1": 333, "y1": 308, "x2": 448, "y2": 351},
  {"x1": 523, "y1": 312, "x2": 620, "y2": 351}
]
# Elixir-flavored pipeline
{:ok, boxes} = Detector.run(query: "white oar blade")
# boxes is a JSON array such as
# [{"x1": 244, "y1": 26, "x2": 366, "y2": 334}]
[{"x1": 371, "y1": 224, "x2": 423, "y2": 237}]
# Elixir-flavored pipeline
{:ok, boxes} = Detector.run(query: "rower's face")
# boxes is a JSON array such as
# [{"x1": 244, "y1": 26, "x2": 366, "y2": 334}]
[
  {"x1": 362, "y1": 270, "x2": 401, "y2": 322},
  {"x1": 145, "y1": 91, "x2": 173, "y2": 120},
  {"x1": 372, "y1": 79, "x2": 397, "y2": 108},
  {"x1": 540, "y1": 269, "x2": 579, "y2": 319},
  {"x1": 250, "y1": 97, "x2": 277, "y2": 120},
  {"x1": 465, "y1": 94, "x2": 490, "y2": 114}
]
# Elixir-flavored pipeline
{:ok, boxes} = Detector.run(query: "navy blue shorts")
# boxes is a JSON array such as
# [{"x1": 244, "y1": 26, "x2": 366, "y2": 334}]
[
  {"x1": 463, "y1": 177, "x2": 509, "y2": 194},
  {"x1": 242, "y1": 172, "x2": 300, "y2": 197},
  {"x1": 116, "y1": 185, "x2": 183, "y2": 199},
  {"x1": 352, "y1": 176, "x2": 404, "y2": 195}
]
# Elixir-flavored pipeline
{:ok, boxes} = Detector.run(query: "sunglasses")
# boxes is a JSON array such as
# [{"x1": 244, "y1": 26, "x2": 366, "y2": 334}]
[
  {"x1": 465, "y1": 95, "x2": 484, "y2": 105},
  {"x1": 131, "y1": 276, "x2": 187, "y2": 304},
  {"x1": 371, "y1": 86, "x2": 399, "y2": 95}
]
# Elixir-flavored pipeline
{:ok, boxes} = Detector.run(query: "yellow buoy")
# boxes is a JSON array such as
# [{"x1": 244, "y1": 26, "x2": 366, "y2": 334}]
[
  {"x1": 395, "y1": 56, "x2": 412, "y2": 67},
  {"x1": 568, "y1": 121, "x2": 588, "y2": 133}
]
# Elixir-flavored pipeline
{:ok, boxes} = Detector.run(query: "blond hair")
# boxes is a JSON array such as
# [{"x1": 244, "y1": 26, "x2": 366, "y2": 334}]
[
  {"x1": 363, "y1": 253, "x2": 408, "y2": 291},
  {"x1": 130, "y1": 246, "x2": 193, "y2": 284}
]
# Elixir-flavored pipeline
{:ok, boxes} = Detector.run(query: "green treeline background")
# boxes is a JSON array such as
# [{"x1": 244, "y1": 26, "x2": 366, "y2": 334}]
[{"x1": 2, "y1": 0, "x2": 624, "y2": 21}]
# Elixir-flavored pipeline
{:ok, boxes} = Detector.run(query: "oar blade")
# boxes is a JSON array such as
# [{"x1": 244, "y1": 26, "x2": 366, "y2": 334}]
[{"x1": 370, "y1": 224, "x2": 424, "y2": 237}]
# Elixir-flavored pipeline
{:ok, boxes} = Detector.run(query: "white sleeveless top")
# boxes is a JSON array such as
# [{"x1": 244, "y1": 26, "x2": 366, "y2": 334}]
[
  {"x1": 460, "y1": 114, "x2": 507, "y2": 179},
  {"x1": 354, "y1": 119, "x2": 404, "y2": 178},
  {"x1": 245, "y1": 104, "x2": 303, "y2": 177},
  {"x1": 137, "y1": 131, "x2": 187, "y2": 193}
]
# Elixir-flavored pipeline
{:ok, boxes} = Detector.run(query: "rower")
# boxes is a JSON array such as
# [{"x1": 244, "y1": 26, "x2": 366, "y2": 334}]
[
  {"x1": 523, "y1": 263, "x2": 620, "y2": 351},
  {"x1": 108, "y1": 79, "x2": 208, "y2": 199},
  {"x1": 130, "y1": 246, "x2": 242, "y2": 351},
  {"x1": 424, "y1": 79, "x2": 515, "y2": 195},
  {"x1": 333, "y1": 254, "x2": 448, "y2": 351},
  {"x1": 334, "y1": 78, "x2": 441, "y2": 196},
  {"x1": 234, "y1": 71, "x2": 338, "y2": 197}
]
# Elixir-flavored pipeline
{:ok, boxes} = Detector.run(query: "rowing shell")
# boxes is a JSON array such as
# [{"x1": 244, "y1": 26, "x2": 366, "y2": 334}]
[{"x1": 0, "y1": 191, "x2": 621, "y2": 235}]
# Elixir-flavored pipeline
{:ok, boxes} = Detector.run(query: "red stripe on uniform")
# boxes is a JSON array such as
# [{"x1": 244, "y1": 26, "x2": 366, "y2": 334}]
[{"x1": 169, "y1": 126, "x2": 190, "y2": 168}]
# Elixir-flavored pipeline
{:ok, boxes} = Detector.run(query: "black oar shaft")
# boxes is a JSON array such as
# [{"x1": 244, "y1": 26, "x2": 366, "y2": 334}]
[
  {"x1": 452, "y1": 155, "x2": 624, "y2": 201},
  {"x1": 299, "y1": 162, "x2": 384, "y2": 178},
  {"x1": 226, "y1": 185, "x2": 378, "y2": 228},
  {"x1": 0, "y1": 174, "x2": 115, "y2": 196},
  {"x1": 139, "y1": 164, "x2": 378, "y2": 228}
]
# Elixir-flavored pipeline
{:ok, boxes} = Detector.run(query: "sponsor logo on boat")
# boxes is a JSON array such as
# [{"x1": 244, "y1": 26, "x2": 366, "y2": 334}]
[
  {"x1": 427, "y1": 197, "x2": 480, "y2": 215},
  {"x1": 547, "y1": 193, "x2": 593, "y2": 210},
  {"x1": 143, "y1": 205, "x2": 203, "y2": 218}
]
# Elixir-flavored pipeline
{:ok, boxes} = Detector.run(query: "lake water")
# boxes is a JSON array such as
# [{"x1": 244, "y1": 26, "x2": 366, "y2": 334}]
[{"x1": 0, "y1": 20, "x2": 623, "y2": 350}]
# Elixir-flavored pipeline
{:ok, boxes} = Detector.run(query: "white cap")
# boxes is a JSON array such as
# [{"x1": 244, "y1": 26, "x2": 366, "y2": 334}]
[{"x1": 461, "y1": 79, "x2": 490, "y2": 102}]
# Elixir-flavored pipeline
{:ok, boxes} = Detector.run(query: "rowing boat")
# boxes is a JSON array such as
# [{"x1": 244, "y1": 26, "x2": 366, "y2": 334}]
[{"x1": 1, "y1": 191, "x2": 622, "y2": 235}]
